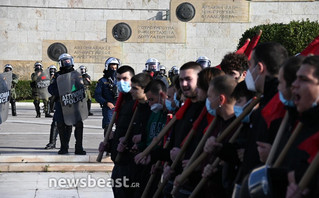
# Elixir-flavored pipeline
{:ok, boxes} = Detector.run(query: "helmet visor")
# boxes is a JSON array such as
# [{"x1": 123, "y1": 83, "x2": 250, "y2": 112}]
[{"x1": 60, "y1": 58, "x2": 74, "y2": 67}]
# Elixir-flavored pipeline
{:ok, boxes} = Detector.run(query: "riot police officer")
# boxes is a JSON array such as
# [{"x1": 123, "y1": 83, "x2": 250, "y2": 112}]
[
  {"x1": 168, "y1": 65, "x2": 180, "y2": 86},
  {"x1": 196, "y1": 56, "x2": 211, "y2": 68},
  {"x1": 145, "y1": 58, "x2": 169, "y2": 87},
  {"x1": 95, "y1": 57, "x2": 119, "y2": 136},
  {"x1": 4, "y1": 64, "x2": 19, "y2": 116},
  {"x1": 30, "y1": 62, "x2": 52, "y2": 118},
  {"x1": 48, "y1": 65, "x2": 57, "y2": 113},
  {"x1": 48, "y1": 53, "x2": 86, "y2": 155},
  {"x1": 79, "y1": 65, "x2": 93, "y2": 116}
]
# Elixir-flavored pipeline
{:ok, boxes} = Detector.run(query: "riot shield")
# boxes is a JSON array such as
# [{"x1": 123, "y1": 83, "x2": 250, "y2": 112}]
[
  {"x1": 0, "y1": 71, "x2": 12, "y2": 124},
  {"x1": 57, "y1": 70, "x2": 88, "y2": 125},
  {"x1": 36, "y1": 68, "x2": 51, "y2": 99}
]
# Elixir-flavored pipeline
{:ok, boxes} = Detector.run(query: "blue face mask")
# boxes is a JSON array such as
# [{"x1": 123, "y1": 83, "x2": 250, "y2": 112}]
[
  {"x1": 165, "y1": 99, "x2": 176, "y2": 112},
  {"x1": 279, "y1": 91, "x2": 294, "y2": 107},
  {"x1": 174, "y1": 93, "x2": 180, "y2": 107},
  {"x1": 233, "y1": 105, "x2": 250, "y2": 123},
  {"x1": 117, "y1": 80, "x2": 131, "y2": 93},
  {"x1": 206, "y1": 98, "x2": 216, "y2": 116}
]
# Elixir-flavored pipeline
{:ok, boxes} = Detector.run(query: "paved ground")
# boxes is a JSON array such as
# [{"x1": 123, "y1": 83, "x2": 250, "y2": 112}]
[{"x1": 0, "y1": 102, "x2": 115, "y2": 198}]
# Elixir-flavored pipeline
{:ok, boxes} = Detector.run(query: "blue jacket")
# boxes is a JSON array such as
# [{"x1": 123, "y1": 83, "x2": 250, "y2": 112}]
[{"x1": 94, "y1": 75, "x2": 117, "y2": 107}]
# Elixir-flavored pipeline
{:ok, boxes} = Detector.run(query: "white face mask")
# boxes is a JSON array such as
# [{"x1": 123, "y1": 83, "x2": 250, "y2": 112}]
[
  {"x1": 150, "y1": 95, "x2": 163, "y2": 113},
  {"x1": 245, "y1": 65, "x2": 259, "y2": 92}
]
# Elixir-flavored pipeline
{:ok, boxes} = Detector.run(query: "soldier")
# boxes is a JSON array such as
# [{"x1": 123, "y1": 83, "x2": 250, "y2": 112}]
[
  {"x1": 95, "y1": 57, "x2": 120, "y2": 136},
  {"x1": 30, "y1": 62, "x2": 52, "y2": 118},
  {"x1": 48, "y1": 53, "x2": 87, "y2": 155},
  {"x1": 4, "y1": 64, "x2": 18, "y2": 116},
  {"x1": 79, "y1": 65, "x2": 93, "y2": 116},
  {"x1": 196, "y1": 56, "x2": 211, "y2": 68}
]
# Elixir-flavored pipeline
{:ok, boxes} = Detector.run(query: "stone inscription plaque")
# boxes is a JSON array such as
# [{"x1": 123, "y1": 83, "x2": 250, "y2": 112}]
[
  {"x1": 171, "y1": 0, "x2": 250, "y2": 23},
  {"x1": 107, "y1": 20, "x2": 186, "y2": 43},
  {"x1": 42, "y1": 40, "x2": 122, "y2": 63}
]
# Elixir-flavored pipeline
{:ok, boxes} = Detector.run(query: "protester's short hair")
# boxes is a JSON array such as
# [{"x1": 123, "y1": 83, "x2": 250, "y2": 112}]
[
  {"x1": 117, "y1": 65, "x2": 135, "y2": 77},
  {"x1": 131, "y1": 73, "x2": 152, "y2": 89},
  {"x1": 144, "y1": 79, "x2": 167, "y2": 95},
  {"x1": 180, "y1": 61, "x2": 202, "y2": 73},
  {"x1": 231, "y1": 81, "x2": 256, "y2": 101},
  {"x1": 302, "y1": 55, "x2": 319, "y2": 81},
  {"x1": 253, "y1": 42, "x2": 288, "y2": 75},
  {"x1": 210, "y1": 75, "x2": 237, "y2": 101},
  {"x1": 282, "y1": 56, "x2": 305, "y2": 88},
  {"x1": 220, "y1": 52, "x2": 248, "y2": 74},
  {"x1": 197, "y1": 67, "x2": 224, "y2": 92}
]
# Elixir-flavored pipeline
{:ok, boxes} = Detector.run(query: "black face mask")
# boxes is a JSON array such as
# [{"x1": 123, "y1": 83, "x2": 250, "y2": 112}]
[{"x1": 60, "y1": 66, "x2": 74, "y2": 74}]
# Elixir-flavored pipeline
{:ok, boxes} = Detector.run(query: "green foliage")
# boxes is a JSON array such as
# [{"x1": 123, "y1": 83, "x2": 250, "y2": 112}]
[
  {"x1": 15, "y1": 80, "x2": 98, "y2": 101},
  {"x1": 238, "y1": 20, "x2": 319, "y2": 56},
  {"x1": 16, "y1": 81, "x2": 33, "y2": 100}
]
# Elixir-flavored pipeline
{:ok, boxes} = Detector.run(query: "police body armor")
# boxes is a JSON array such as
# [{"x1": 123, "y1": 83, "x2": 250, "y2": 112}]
[
  {"x1": 57, "y1": 70, "x2": 88, "y2": 125},
  {"x1": 36, "y1": 68, "x2": 51, "y2": 99},
  {"x1": 0, "y1": 71, "x2": 12, "y2": 124}
]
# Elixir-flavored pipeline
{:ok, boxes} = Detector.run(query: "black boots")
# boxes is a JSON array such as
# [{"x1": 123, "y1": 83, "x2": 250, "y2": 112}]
[
  {"x1": 74, "y1": 121, "x2": 86, "y2": 155},
  {"x1": 88, "y1": 99, "x2": 93, "y2": 116},
  {"x1": 57, "y1": 123, "x2": 72, "y2": 154},
  {"x1": 57, "y1": 122, "x2": 86, "y2": 155},
  {"x1": 44, "y1": 121, "x2": 58, "y2": 149},
  {"x1": 11, "y1": 100, "x2": 17, "y2": 116},
  {"x1": 34, "y1": 100, "x2": 41, "y2": 118}
]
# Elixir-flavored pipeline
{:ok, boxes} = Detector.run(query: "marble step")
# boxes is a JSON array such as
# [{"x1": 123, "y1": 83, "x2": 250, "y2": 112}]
[{"x1": 0, "y1": 162, "x2": 113, "y2": 172}]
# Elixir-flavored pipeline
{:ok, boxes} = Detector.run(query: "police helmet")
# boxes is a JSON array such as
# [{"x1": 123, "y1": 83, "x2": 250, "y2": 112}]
[
  {"x1": 34, "y1": 62, "x2": 43, "y2": 71},
  {"x1": 79, "y1": 65, "x2": 87, "y2": 74},
  {"x1": 159, "y1": 65, "x2": 166, "y2": 75},
  {"x1": 196, "y1": 56, "x2": 211, "y2": 68},
  {"x1": 4, "y1": 64, "x2": 13, "y2": 72},
  {"x1": 145, "y1": 58, "x2": 160, "y2": 72},
  {"x1": 105, "y1": 57, "x2": 120, "y2": 71},
  {"x1": 169, "y1": 66, "x2": 180, "y2": 78},
  {"x1": 58, "y1": 53, "x2": 74, "y2": 68}
]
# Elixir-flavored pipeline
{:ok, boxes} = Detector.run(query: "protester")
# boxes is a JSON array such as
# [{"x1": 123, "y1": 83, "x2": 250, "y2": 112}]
[
  {"x1": 220, "y1": 52, "x2": 248, "y2": 82},
  {"x1": 107, "y1": 65, "x2": 136, "y2": 198}
]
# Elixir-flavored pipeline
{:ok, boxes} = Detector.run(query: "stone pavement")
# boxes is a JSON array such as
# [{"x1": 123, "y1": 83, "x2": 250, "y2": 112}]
[{"x1": 0, "y1": 102, "x2": 114, "y2": 198}]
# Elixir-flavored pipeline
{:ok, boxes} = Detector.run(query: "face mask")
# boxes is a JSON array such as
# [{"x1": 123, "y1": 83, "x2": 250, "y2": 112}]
[
  {"x1": 206, "y1": 98, "x2": 216, "y2": 116},
  {"x1": 245, "y1": 66, "x2": 259, "y2": 92},
  {"x1": 117, "y1": 80, "x2": 131, "y2": 93},
  {"x1": 233, "y1": 105, "x2": 251, "y2": 123},
  {"x1": 151, "y1": 95, "x2": 163, "y2": 113},
  {"x1": 312, "y1": 95, "x2": 319, "y2": 108},
  {"x1": 279, "y1": 91, "x2": 294, "y2": 107},
  {"x1": 151, "y1": 103, "x2": 163, "y2": 113},
  {"x1": 165, "y1": 99, "x2": 176, "y2": 112},
  {"x1": 174, "y1": 93, "x2": 180, "y2": 107}
]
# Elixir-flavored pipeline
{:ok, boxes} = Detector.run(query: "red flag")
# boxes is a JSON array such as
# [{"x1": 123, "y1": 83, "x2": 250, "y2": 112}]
[
  {"x1": 298, "y1": 131, "x2": 319, "y2": 163},
  {"x1": 164, "y1": 114, "x2": 174, "y2": 145},
  {"x1": 261, "y1": 92, "x2": 286, "y2": 129},
  {"x1": 175, "y1": 98, "x2": 192, "y2": 120},
  {"x1": 236, "y1": 39, "x2": 251, "y2": 54},
  {"x1": 114, "y1": 92, "x2": 124, "y2": 113},
  {"x1": 300, "y1": 35, "x2": 319, "y2": 56},
  {"x1": 244, "y1": 30, "x2": 262, "y2": 60}
]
